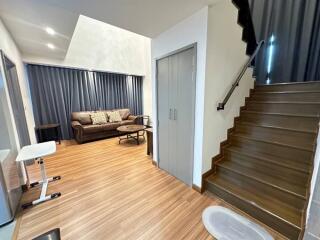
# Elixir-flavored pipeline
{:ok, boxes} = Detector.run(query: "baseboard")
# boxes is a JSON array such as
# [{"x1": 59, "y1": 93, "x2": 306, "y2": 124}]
[
  {"x1": 21, "y1": 184, "x2": 28, "y2": 192},
  {"x1": 152, "y1": 160, "x2": 157, "y2": 166},
  {"x1": 201, "y1": 168, "x2": 216, "y2": 193},
  {"x1": 192, "y1": 184, "x2": 202, "y2": 193},
  {"x1": 202, "y1": 122, "x2": 237, "y2": 194},
  {"x1": 12, "y1": 210, "x2": 23, "y2": 240}
]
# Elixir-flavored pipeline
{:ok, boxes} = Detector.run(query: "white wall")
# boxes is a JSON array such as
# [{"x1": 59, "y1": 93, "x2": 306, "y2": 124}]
[
  {"x1": 152, "y1": 2, "x2": 254, "y2": 188},
  {"x1": 0, "y1": 19, "x2": 37, "y2": 146},
  {"x1": 23, "y1": 15, "x2": 153, "y2": 117},
  {"x1": 142, "y1": 40, "x2": 152, "y2": 118},
  {"x1": 201, "y1": 1, "x2": 255, "y2": 174},
  {"x1": 308, "y1": 130, "x2": 320, "y2": 213},
  {"x1": 305, "y1": 128, "x2": 320, "y2": 240},
  {"x1": 0, "y1": 71, "x2": 17, "y2": 150},
  {"x1": 151, "y1": 7, "x2": 209, "y2": 187},
  {"x1": 0, "y1": 19, "x2": 37, "y2": 183}
]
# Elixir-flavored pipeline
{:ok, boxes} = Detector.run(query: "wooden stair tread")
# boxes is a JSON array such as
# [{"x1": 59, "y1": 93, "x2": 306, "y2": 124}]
[
  {"x1": 217, "y1": 160, "x2": 307, "y2": 198},
  {"x1": 248, "y1": 100, "x2": 320, "y2": 105},
  {"x1": 257, "y1": 81, "x2": 320, "y2": 86},
  {"x1": 237, "y1": 121, "x2": 317, "y2": 134},
  {"x1": 232, "y1": 133, "x2": 314, "y2": 152},
  {"x1": 253, "y1": 90, "x2": 320, "y2": 94},
  {"x1": 241, "y1": 110, "x2": 319, "y2": 118},
  {"x1": 226, "y1": 145, "x2": 311, "y2": 173},
  {"x1": 206, "y1": 174, "x2": 302, "y2": 228}
]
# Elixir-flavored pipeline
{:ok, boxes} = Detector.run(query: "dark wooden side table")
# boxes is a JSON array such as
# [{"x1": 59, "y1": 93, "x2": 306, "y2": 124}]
[
  {"x1": 145, "y1": 128, "x2": 153, "y2": 156},
  {"x1": 35, "y1": 124, "x2": 62, "y2": 144},
  {"x1": 136, "y1": 115, "x2": 151, "y2": 127}
]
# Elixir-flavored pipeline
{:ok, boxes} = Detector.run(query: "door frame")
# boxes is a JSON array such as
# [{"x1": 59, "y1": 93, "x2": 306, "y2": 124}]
[
  {"x1": 155, "y1": 43, "x2": 197, "y2": 186},
  {"x1": 0, "y1": 50, "x2": 31, "y2": 148},
  {"x1": 0, "y1": 50, "x2": 21, "y2": 150}
]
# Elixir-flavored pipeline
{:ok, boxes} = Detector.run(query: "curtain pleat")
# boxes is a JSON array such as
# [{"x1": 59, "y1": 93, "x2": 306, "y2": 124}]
[
  {"x1": 27, "y1": 64, "x2": 143, "y2": 140},
  {"x1": 249, "y1": 0, "x2": 320, "y2": 83}
]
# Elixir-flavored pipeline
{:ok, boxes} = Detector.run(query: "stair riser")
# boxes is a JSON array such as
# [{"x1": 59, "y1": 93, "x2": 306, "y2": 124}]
[
  {"x1": 230, "y1": 136, "x2": 313, "y2": 165},
  {"x1": 206, "y1": 182, "x2": 301, "y2": 240},
  {"x1": 240, "y1": 112, "x2": 319, "y2": 132},
  {"x1": 224, "y1": 150, "x2": 309, "y2": 186},
  {"x1": 255, "y1": 83, "x2": 320, "y2": 92},
  {"x1": 235, "y1": 124, "x2": 316, "y2": 150},
  {"x1": 251, "y1": 92, "x2": 320, "y2": 102},
  {"x1": 246, "y1": 102, "x2": 320, "y2": 115},
  {"x1": 217, "y1": 167, "x2": 306, "y2": 209}
]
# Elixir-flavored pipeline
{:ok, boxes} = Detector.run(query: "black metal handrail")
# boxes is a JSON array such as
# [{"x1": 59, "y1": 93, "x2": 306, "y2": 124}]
[{"x1": 217, "y1": 40, "x2": 264, "y2": 111}]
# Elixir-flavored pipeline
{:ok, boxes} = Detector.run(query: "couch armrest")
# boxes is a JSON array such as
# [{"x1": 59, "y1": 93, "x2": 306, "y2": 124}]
[
  {"x1": 71, "y1": 121, "x2": 84, "y2": 143},
  {"x1": 71, "y1": 120, "x2": 82, "y2": 129},
  {"x1": 128, "y1": 115, "x2": 139, "y2": 123}
]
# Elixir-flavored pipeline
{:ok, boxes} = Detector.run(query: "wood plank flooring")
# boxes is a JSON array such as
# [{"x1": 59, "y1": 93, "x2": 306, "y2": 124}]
[{"x1": 17, "y1": 138, "x2": 284, "y2": 240}]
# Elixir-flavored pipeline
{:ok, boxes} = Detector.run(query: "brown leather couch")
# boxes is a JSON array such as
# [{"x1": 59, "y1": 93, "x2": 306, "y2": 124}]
[{"x1": 71, "y1": 108, "x2": 138, "y2": 143}]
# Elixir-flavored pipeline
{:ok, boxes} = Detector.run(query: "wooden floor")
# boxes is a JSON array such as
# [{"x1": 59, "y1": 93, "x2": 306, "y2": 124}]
[{"x1": 16, "y1": 137, "x2": 284, "y2": 240}]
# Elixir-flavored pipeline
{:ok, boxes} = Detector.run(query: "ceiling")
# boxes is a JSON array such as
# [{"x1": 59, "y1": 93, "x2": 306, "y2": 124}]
[{"x1": 0, "y1": 0, "x2": 218, "y2": 60}]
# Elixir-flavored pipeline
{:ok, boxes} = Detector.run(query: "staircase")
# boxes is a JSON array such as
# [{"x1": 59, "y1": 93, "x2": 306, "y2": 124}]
[{"x1": 205, "y1": 82, "x2": 320, "y2": 239}]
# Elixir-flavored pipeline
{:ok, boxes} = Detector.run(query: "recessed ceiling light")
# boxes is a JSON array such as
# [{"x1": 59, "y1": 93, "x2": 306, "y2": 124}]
[
  {"x1": 47, "y1": 43, "x2": 55, "y2": 50},
  {"x1": 45, "y1": 27, "x2": 55, "y2": 35}
]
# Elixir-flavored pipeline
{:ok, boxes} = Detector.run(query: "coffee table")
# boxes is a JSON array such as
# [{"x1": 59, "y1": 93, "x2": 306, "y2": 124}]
[{"x1": 117, "y1": 124, "x2": 146, "y2": 145}]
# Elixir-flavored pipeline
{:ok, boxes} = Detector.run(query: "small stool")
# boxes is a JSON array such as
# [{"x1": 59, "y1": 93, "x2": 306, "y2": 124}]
[{"x1": 16, "y1": 141, "x2": 61, "y2": 209}]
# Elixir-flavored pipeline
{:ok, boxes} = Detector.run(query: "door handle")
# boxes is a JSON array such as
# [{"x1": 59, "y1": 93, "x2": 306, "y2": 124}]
[
  {"x1": 174, "y1": 109, "x2": 177, "y2": 120},
  {"x1": 169, "y1": 108, "x2": 172, "y2": 120}
]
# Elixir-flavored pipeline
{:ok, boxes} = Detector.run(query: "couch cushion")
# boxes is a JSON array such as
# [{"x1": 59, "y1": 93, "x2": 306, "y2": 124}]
[
  {"x1": 72, "y1": 112, "x2": 93, "y2": 125},
  {"x1": 120, "y1": 120, "x2": 135, "y2": 126},
  {"x1": 118, "y1": 109, "x2": 131, "y2": 120},
  {"x1": 90, "y1": 112, "x2": 108, "y2": 125},
  {"x1": 79, "y1": 115, "x2": 92, "y2": 125},
  {"x1": 82, "y1": 123, "x2": 121, "y2": 133}
]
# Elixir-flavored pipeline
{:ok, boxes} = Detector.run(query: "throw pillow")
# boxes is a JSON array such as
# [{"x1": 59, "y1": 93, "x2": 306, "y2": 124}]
[
  {"x1": 107, "y1": 111, "x2": 122, "y2": 122},
  {"x1": 90, "y1": 112, "x2": 107, "y2": 125},
  {"x1": 118, "y1": 109, "x2": 130, "y2": 120}
]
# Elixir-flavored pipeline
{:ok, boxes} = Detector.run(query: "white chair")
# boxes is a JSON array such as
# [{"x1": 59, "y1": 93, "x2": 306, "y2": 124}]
[{"x1": 16, "y1": 141, "x2": 61, "y2": 208}]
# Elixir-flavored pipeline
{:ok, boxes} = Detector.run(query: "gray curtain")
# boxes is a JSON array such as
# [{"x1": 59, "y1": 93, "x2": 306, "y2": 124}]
[
  {"x1": 27, "y1": 64, "x2": 143, "y2": 140},
  {"x1": 249, "y1": 0, "x2": 320, "y2": 84},
  {"x1": 92, "y1": 72, "x2": 143, "y2": 112}
]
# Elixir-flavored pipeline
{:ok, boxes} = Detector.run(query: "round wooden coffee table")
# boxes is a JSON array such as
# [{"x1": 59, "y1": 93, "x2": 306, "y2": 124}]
[{"x1": 117, "y1": 124, "x2": 146, "y2": 145}]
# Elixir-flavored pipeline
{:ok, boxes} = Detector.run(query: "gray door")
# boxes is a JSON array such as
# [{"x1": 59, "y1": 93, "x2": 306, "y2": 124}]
[{"x1": 157, "y1": 46, "x2": 196, "y2": 186}]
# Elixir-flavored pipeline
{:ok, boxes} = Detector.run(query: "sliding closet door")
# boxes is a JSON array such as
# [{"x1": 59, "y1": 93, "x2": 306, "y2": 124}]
[
  {"x1": 157, "y1": 46, "x2": 196, "y2": 186},
  {"x1": 175, "y1": 47, "x2": 195, "y2": 185},
  {"x1": 157, "y1": 57, "x2": 170, "y2": 171},
  {"x1": 168, "y1": 54, "x2": 178, "y2": 177}
]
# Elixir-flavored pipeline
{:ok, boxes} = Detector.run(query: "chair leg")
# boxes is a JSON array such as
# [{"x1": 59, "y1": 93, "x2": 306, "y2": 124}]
[{"x1": 22, "y1": 158, "x2": 61, "y2": 209}]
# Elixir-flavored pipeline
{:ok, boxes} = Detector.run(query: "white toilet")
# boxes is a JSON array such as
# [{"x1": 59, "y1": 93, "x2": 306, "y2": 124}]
[{"x1": 202, "y1": 206, "x2": 274, "y2": 240}]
